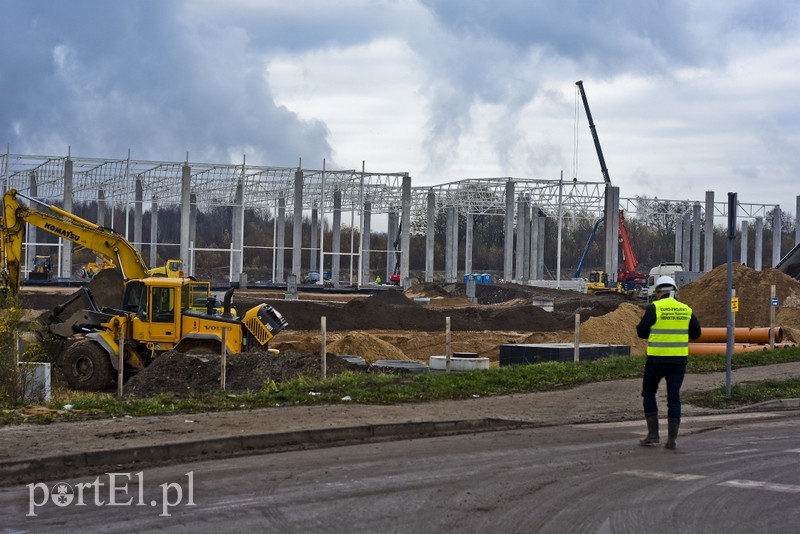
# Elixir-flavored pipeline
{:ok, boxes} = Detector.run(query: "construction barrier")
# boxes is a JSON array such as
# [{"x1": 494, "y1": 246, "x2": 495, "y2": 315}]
[{"x1": 694, "y1": 327, "x2": 782, "y2": 344}]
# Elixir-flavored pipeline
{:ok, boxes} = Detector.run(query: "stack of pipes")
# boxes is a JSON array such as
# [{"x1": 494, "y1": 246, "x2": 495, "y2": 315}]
[{"x1": 688, "y1": 327, "x2": 791, "y2": 355}]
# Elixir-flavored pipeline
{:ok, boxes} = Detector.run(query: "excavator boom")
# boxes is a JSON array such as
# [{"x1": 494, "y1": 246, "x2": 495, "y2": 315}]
[{"x1": 1, "y1": 189, "x2": 150, "y2": 292}]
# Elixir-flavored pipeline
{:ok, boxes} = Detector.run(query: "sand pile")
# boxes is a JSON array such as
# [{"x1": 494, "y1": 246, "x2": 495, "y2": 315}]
[
  {"x1": 580, "y1": 302, "x2": 648, "y2": 355},
  {"x1": 327, "y1": 332, "x2": 411, "y2": 363},
  {"x1": 679, "y1": 263, "x2": 800, "y2": 328}
]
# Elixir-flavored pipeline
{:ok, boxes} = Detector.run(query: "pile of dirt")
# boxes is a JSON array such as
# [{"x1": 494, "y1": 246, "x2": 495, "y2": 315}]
[
  {"x1": 327, "y1": 332, "x2": 412, "y2": 363},
  {"x1": 580, "y1": 302, "x2": 648, "y2": 355},
  {"x1": 269, "y1": 289, "x2": 579, "y2": 332},
  {"x1": 124, "y1": 350, "x2": 360, "y2": 397},
  {"x1": 404, "y1": 282, "x2": 452, "y2": 298},
  {"x1": 679, "y1": 264, "x2": 800, "y2": 328}
]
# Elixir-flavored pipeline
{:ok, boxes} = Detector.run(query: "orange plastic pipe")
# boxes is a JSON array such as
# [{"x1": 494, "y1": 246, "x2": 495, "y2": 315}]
[
  {"x1": 694, "y1": 327, "x2": 782, "y2": 344},
  {"x1": 688, "y1": 343, "x2": 772, "y2": 355}
]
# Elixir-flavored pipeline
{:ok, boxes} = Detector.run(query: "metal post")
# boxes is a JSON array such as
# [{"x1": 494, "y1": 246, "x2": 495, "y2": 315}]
[
  {"x1": 770, "y1": 285, "x2": 776, "y2": 350},
  {"x1": 220, "y1": 328, "x2": 227, "y2": 390},
  {"x1": 726, "y1": 193, "x2": 737, "y2": 398},
  {"x1": 117, "y1": 329, "x2": 125, "y2": 398},
  {"x1": 574, "y1": 313, "x2": 580, "y2": 362},
  {"x1": 445, "y1": 316, "x2": 452, "y2": 373},
  {"x1": 321, "y1": 316, "x2": 327, "y2": 379}
]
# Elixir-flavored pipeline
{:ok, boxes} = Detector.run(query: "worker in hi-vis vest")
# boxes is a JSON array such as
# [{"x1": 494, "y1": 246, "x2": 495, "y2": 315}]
[{"x1": 636, "y1": 275, "x2": 701, "y2": 450}]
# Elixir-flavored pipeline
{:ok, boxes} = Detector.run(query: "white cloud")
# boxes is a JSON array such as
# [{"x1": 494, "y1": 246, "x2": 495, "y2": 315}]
[{"x1": 268, "y1": 38, "x2": 427, "y2": 172}]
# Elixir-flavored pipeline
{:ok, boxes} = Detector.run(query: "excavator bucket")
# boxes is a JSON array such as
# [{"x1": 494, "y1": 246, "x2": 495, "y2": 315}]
[{"x1": 88, "y1": 267, "x2": 125, "y2": 309}]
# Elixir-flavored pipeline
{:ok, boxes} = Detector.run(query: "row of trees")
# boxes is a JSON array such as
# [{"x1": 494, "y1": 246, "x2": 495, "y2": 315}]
[{"x1": 37, "y1": 196, "x2": 795, "y2": 283}]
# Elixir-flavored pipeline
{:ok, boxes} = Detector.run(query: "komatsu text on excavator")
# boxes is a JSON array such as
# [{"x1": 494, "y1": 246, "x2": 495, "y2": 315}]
[{"x1": 0, "y1": 189, "x2": 288, "y2": 390}]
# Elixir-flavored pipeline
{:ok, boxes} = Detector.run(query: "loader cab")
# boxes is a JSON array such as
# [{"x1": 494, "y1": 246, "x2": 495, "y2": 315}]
[{"x1": 588, "y1": 271, "x2": 608, "y2": 286}]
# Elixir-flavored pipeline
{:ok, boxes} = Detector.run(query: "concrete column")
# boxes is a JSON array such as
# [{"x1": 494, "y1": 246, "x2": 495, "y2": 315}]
[
  {"x1": 450, "y1": 206, "x2": 459, "y2": 282},
  {"x1": 504, "y1": 181, "x2": 515, "y2": 281},
  {"x1": 425, "y1": 189, "x2": 435, "y2": 282},
  {"x1": 97, "y1": 188, "x2": 106, "y2": 227},
  {"x1": 603, "y1": 185, "x2": 620, "y2": 281},
  {"x1": 465, "y1": 212, "x2": 473, "y2": 275},
  {"x1": 276, "y1": 196, "x2": 286, "y2": 283},
  {"x1": 361, "y1": 200, "x2": 371, "y2": 283},
  {"x1": 134, "y1": 178, "x2": 143, "y2": 253},
  {"x1": 515, "y1": 197, "x2": 525, "y2": 282},
  {"x1": 189, "y1": 193, "x2": 197, "y2": 275},
  {"x1": 536, "y1": 209, "x2": 546, "y2": 280},
  {"x1": 754, "y1": 216, "x2": 763, "y2": 271},
  {"x1": 704, "y1": 191, "x2": 714, "y2": 272},
  {"x1": 25, "y1": 174, "x2": 38, "y2": 275},
  {"x1": 740, "y1": 220, "x2": 749, "y2": 265},
  {"x1": 523, "y1": 201, "x2": 531, "y2": 281},
  {"x1": 529, "y1": 205, "x2": 539, "y2": 280},
  {"x1": 232, "y1": 180, "x2": 244, "y2": 282},
  {"x1": 681, "y1": 212, "x2": 691, "y2": 268},
  {"x1": 97, "y1": 188, "x2": 105, "y2": 264},
  {"x1": 674, "y1": 214, "x2": 683, "y2": 263},
  {"x1": 310, "y1": 206, "x2": 318, "y2": 272},
  {"x1": 292, "y1": 169, "x2": 303, "y2": 279},
  {"x1": 772, "y1": 206, "x2": 782, "y2": 267},
  {"x1": 61, "y1": 158, "x2": 73, "y2": 278},
  {"x1": 530, "y1": 208, "x2": 540, "y2": 281},
  {"x1": 691, "y1": 203, "x2": 701, "y2": 272},
  {"x1": 445, "y1": 206, "x2": 455, "y2": 283},
  {"x1": 386, "y1": 210, "x2": 397, "y2": 281},
  {"x1": 796, "y1": 195, "x2": 800, "y2": 246},
  {"x1": 150, "y1": 197, "x2": 158, "y2": 269},
  {"x1": 332, "y1": 190, "x2": 342, "y2": 288},
  {"x1": 400, "y1": 175, "x2": 411, "y2": 288},
  {"x1": 180, "y1": 164, "x2": 191, "y2": 270}
]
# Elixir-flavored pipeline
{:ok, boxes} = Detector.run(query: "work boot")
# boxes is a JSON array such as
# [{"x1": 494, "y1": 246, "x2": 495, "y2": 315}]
[
  {"x1": 665, "y1": 418, "x2": 680, "y2": 449},
  {"x1": 639, "y1": 412, "x2": 660, "y2": 446}
]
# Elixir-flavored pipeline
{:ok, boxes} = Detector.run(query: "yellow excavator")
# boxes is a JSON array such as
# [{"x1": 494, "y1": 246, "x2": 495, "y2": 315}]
[
  {"x1": 1, "y1": 189, "x2": 287, "y2": 390},
  {"x1": 83, "y1": 258, "x2": 183, "y2": 280}
]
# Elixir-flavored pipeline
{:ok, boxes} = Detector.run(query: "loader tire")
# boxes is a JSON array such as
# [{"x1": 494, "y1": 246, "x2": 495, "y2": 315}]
[{"x1": 61, "y1": 340, "x2": 116, "y2": 391}]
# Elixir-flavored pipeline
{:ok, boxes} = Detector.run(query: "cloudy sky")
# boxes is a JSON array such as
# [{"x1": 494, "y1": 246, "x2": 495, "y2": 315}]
[{"x1": 2, "y1": 0, "x2": 799, "y2": 213}]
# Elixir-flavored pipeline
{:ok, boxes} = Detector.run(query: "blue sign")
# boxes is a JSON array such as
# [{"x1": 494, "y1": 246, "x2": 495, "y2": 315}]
[{"x1": 771, "y1": 297, "x2": 779, "y2": 307}]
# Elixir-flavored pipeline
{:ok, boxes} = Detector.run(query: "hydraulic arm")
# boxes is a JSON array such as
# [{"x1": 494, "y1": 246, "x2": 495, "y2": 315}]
[{"x1": 1, "y1": 189, "x2": 150, "y2": 292}]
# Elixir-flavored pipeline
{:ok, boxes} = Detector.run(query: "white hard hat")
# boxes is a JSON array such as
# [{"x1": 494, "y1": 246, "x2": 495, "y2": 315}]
[{"x1": 654, "y1": 275, "x2": 677, "y2": 292}]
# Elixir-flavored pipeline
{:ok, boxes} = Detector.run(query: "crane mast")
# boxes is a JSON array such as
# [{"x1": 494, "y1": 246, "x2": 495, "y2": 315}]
[{"x1": 575, "y1": 80, "x2": 611, "y2": 185}]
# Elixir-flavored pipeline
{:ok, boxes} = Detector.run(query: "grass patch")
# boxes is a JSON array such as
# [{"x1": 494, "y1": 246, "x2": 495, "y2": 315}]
[
  {"x1": 2, "y1": 346, "x2": 800, "y2": 424},
  {"x1": 685, "y1": 378, "x2": 800, "y2": 409}
]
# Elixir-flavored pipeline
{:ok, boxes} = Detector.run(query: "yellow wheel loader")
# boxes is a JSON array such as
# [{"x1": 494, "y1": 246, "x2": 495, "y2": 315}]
[{"x1": 1, "y1": 189, "x2": 287, "y2": 390}]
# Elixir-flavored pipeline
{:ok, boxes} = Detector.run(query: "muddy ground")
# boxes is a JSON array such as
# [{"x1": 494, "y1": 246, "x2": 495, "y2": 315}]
[{"x1": 15, "y1": 263, "x2": 800, "y2": 398}]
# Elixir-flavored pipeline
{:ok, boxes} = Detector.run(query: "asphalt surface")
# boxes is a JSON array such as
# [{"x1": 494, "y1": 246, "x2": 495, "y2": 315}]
[{"x1": 2, "y1": 363, "x2": 800, "y2": 487}]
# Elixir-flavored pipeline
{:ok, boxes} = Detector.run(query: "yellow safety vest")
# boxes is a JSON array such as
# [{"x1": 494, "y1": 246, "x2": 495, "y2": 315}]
[{"x1": 647, "y1": 297, "x2": 692, "y2": 357}]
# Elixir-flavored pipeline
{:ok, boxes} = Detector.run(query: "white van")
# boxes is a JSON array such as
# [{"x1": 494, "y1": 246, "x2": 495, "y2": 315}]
[{"x1": 646, "y1": 262, "x2": 684, "y2": 296}]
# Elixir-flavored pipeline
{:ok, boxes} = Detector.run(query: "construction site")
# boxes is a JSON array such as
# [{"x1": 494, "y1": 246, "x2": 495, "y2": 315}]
[{"x1": 1, "y1": 144, "x2": 800, "y2": 396}]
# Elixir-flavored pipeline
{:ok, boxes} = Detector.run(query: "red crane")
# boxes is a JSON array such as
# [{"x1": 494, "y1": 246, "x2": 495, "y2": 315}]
[{"x1": 617, "y1": 209, "x2": 647, "y2": 291}]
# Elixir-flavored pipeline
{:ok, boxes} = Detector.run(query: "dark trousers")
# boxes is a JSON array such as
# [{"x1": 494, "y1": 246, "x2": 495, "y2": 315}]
[{"x1": 641, "y1": 358, "x2": 687, "y2": 419}]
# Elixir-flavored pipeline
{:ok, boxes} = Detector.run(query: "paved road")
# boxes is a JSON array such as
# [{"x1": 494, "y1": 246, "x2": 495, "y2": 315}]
[{"x1": 3, "y1": 411, "x2": 799, "y2": 533}]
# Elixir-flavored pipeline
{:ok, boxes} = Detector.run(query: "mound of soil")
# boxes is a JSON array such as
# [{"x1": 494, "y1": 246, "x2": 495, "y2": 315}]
[
  {"x1": 580, "y1": 302, "x2": 648, "y2": 355},
  {"x1": 267, "y1": 288, "x2": 592, "y2": 332},
  {"x1": 124, "y1": 350, "x2": 360, "y2": 397},
  {"x1": 680, "y1": 264, "x2": 800, "y2": 327},
  {"x1": 327, "y1": 332, "x2": 412, "y2": 363}
]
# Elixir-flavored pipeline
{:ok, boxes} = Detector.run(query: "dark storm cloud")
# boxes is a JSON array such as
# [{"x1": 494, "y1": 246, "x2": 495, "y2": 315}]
[
  {"x1": 420, "y1": 0, "x2": 702, "y2": 73},
  {"x1": 0, "y1": 0, "x2": 332, "y2": 164}
]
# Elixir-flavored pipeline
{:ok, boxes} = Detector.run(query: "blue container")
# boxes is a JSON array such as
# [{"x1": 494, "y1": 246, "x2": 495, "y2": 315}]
[
  {"x1": 463, "y1": 274, "x2": 475, "y2": 283},
  {"x1": 482, "y1": 273, "x2": 493, "y2": 284}
]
